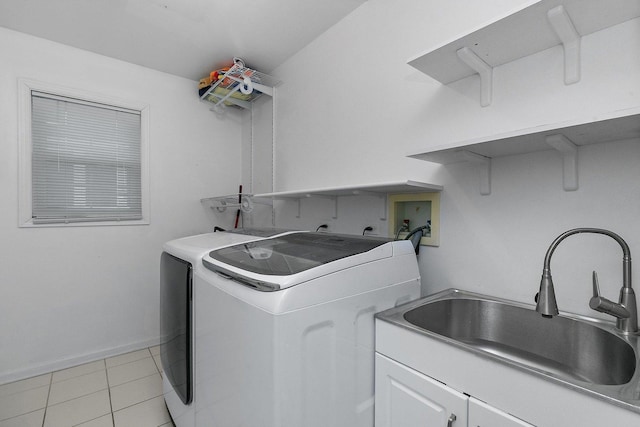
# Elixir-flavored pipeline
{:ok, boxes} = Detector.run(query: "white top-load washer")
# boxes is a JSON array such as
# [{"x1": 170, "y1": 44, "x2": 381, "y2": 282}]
[
  {"x1": 160, "y1": 228, "x2": 298, "y2": 427},
  {"x1": 193, "y1": 232, "x2": 420, "y2": 427}
]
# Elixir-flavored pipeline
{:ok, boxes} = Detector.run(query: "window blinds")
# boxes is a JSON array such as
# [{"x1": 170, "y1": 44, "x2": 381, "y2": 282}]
[{"x1": 31, "y1": 92, "x2": 142, "y2": 224}]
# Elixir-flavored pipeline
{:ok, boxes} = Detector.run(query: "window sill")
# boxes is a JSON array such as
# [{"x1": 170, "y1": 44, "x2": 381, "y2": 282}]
[{"x1": 19, "y1": 219, "x2": 150, "y2": 228}]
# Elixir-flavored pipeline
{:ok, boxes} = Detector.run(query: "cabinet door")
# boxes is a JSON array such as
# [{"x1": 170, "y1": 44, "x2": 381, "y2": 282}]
[
  {"x1": 375, "y1": 354, "x2": 468, "y2": 427},
  {"x1": 469, "y1": 397, "x2": 534, "y2": 427}
]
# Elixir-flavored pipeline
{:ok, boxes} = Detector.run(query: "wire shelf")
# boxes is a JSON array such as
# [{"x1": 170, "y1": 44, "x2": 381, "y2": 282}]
[
  {"x1": 201, "y1": 194, "x2": 255, "y2": 213},
  {"x1": 199, "y1": 59, "x2": 281, "y2": 109}
]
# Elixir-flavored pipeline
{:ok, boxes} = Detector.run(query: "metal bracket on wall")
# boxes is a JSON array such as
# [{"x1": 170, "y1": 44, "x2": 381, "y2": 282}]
[
  {"x1": 351, "y1": 190, "x2": 388, "y2": 221},
  {"x1": 298, "y1": 194, "x2": 338, "y2": 219},
  {"x1": 290, "y1": 191, "x2": 388, "y2": 221},
  {"x1": 461, "y1": 150, "x2": 492, "y2": 196},
  {"x1": 546, "y1": 133, "x2": 579, "y2": 191},
  {"x1": 456, "y1": 47, "x2": 493, "y2": 107},
  {"x1": 547, "y1": 5, "x2": 581, "y2": 85}
]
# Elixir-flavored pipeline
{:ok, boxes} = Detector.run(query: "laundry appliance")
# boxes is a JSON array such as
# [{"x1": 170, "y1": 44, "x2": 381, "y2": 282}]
[
  {"x1": 192, "y1": 232, "x2": 421, "y2": 427},
  {"x1": 159, "y1": 228, "x2": 296, "y2": 427}
]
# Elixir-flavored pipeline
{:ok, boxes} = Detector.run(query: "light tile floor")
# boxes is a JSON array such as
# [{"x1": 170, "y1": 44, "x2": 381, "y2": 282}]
[{"x1": 0, "y1": 346, "x2": 175, "y2": 427}]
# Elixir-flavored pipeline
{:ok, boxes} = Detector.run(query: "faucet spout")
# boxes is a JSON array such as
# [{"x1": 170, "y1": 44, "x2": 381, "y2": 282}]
[
  {"x1": 535, "y1": 228, "x2": 638, "y2": 334},
  {"x1": 537, "y1": 269, "x2": 558, "y2": 317}
]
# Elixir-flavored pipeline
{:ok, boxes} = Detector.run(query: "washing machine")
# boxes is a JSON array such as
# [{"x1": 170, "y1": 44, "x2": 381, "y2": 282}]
[
  {"x1": 159, "y1": 228, "x2": 297, "y2": 427},
  {"x1": 193, "y1": 232, "x2": 421, "y2": 427}
]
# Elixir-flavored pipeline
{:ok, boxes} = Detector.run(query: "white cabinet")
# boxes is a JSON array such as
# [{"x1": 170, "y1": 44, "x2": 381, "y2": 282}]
[
  {"x1": 376, "y1": 318, "x2": 640, "y2": 426},
  {"x1": 468, "y1": 397, "x2": 533, "y2": 427},
  {"x1": 375, "y1": 354, "x2": 534, "y2": 427},
  {"x1": 375, "y1": 354, "x2": 467, "y2": 427}
]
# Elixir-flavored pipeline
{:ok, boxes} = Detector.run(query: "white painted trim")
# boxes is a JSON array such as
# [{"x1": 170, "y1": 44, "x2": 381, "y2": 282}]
[
  {"x1": 17, "y1": 78, "x2": 151, "y2": 227},
  {"x1": 271, "y1": 87, "x2": 277, "y2": 226},
  {"x1": 0, "y1": 336, "x2": 161, "y2": 385}
]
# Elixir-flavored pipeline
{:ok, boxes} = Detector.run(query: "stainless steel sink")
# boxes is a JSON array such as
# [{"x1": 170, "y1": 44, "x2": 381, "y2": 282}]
[
  {"x1": 377, "y1": 289, "x2": 640, "y2": 410},
  {"x1": 403, "y1": 297, "x2": 635, "y2": 385}
]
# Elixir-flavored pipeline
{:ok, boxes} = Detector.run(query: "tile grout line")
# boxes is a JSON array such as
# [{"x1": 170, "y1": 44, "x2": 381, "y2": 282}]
[
  {"x1": 109, "y1": 348, "x2": 161, "y2": 415},
  {"x1": 108, "y1": 348, "x2": 158, "y2": 425},
  {"x1": 106, "y1": 348, "x2": 155, "y2": 370},
  {"x1": 107, "y1": 352, "x2": 159, "y2": 390},
  {"x1": 109, "y1": 368, "x2": 160, "y2": 390},
  {"x1": 1, "y1": 347, "x2": 162, "y2": 427},
  {"x1": 109, "y1": 348, "x2": 166, "y2": 421},
  {"x1": 104, "y1": 358, "x2": 115, "y2": 427},
  {"x1": 0, "y1": 408, "x2": 47, "y2": 425},
  {"x1": 50, "y1": 361, "x2": 106, "y2": 385},
  {"x1": 44, "y1": 373, "x2": 110, "y2": 409},
  {"x1": 54, "y1": 359, "x2": 111, "y2": 427},
  {"x1": 0, "y1": 375, "x2": 48, "y2": 399},
  {"x1": 41, "y1": 372, "x2": 53, "y2": 427},
  {"x1": 67, "y1": 360, "x2": 111, "y2": 427},
  {"x1": 151, "y1": 352, "x2": 161, "y2": 373},
  {"x1": 112, "y1": 393, "x2": 165, "y2": 415},
  {"x1": 0, "y1": 376, "x2": 49, "y2": 423}
]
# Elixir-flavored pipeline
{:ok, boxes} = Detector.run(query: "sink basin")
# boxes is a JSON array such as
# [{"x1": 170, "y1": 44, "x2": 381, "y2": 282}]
[
  {"x1": 376, "y1": 289, "x2": 640, "y2": 411},
  {"x1": 403, "y1": 297, "x2": 636, "y2": 385}
]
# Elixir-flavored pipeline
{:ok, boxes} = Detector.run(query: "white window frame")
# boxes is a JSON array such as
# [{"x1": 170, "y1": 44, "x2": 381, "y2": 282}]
[{"x1": 18, "y1": 78, "x2": 150, "y2": 227}]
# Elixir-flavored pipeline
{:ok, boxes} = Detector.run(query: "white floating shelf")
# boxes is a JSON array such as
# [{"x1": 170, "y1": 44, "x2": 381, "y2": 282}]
[
  {"x1": 408, "y1": 107, "x2": 640, "y2": 193},
  {"x1": 409, "y1": 0, "x2": 640, "y2": 84},
  {"x1": 254, "y1": 180, "x2": 442, "y2": 199},
  {"x1": 408, "y1": 0, "x2": 640, "y2": 105},
  {"x1": 408, "y1": 108, "x2": 640, "y2": 164},
  {"x1": 255, "y1": 181, "x2": 442, "y2": 220}
]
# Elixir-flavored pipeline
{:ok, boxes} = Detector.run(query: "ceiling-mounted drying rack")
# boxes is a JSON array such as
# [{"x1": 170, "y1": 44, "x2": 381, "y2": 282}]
[{"x1": 199, "y1": 58, "x2": 282, "y2": 110}]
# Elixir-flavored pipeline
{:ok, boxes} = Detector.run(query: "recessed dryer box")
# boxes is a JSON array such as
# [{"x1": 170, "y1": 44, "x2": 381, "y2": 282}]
[{"x1": 389, "y1": 192, "x2": 440, "y2": 247}]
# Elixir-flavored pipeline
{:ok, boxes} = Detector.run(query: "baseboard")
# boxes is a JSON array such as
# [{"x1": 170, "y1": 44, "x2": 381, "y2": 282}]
[{"x1": 0, "y1": 336, "x2": 161, "y2": 385}]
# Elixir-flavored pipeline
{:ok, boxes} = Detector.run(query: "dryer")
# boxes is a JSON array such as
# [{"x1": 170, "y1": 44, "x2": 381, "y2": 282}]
[
  {"x1": 193, "y1": 232, "x2": 420, "y2": 427},
  {"x1": 159, "y1": 228, "x2": 296, "y2": 427}
]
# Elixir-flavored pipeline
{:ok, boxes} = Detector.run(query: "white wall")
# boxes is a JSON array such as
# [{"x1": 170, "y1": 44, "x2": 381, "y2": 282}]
[
  {"x1": 270, "y1": 0, "x2": 640, "y2": 320},
  {"x1": 2, "y1": 0, "x2": 639, "y2": 389},
  {"x1": 0, "y1": 27, "x2": 242, "y2": 383}
]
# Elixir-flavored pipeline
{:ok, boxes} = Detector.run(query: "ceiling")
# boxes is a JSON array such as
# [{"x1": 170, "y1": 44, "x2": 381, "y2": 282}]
[{"x1": 0, "y1": 0, "x2": 366, "y2": 80}]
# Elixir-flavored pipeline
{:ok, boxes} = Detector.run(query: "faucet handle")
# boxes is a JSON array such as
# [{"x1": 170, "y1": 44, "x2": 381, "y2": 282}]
[
  {"x1": 590, "y1": 270, "x2": 630, "y2": 319},
  {"x1": 592, "y1": 270, "x2": 601, "y2": 299}
]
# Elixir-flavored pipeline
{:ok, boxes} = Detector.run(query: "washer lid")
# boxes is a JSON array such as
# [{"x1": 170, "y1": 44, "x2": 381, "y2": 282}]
[
  {"x1": 225, "y1": 227, "x2": 299, "y2": 238},
  {"x1": 203, "y1": 232, "x2": 392, "y2": 290}
]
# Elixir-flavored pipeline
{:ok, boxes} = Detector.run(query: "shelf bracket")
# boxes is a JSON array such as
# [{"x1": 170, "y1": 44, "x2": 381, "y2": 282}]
[
  {"x1": 461, "y1": 150, "x2": 491, "y2": 195},
  {"x1": 351, "y1": 190, "x2": 388, "y2": 221},
  {"x1": 547, "y1": 5, "x2": 581, "y2": 85},
  {"x1": 456, "y1": 47, "x2": 493, "y2": 107},
  {"x1": 546, "y1": 134, "x2": 579, "y2": 191},
  {"x1": 294, "y1": 198, "x2": 301, "y2": 218},
  {"x1": 305, "y1": 194, "x2": 338, "y2": 219}
]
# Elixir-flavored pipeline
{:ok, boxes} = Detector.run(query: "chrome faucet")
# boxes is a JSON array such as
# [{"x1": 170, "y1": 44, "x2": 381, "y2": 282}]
[{"x1": 536, "y1": 228, "x2": 638, "y2": 334}]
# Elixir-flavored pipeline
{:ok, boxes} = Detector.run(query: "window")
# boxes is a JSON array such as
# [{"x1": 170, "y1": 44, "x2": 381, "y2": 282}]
[{"x1": 19, "y1": 80, "x2": 149, "y2": 226}]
